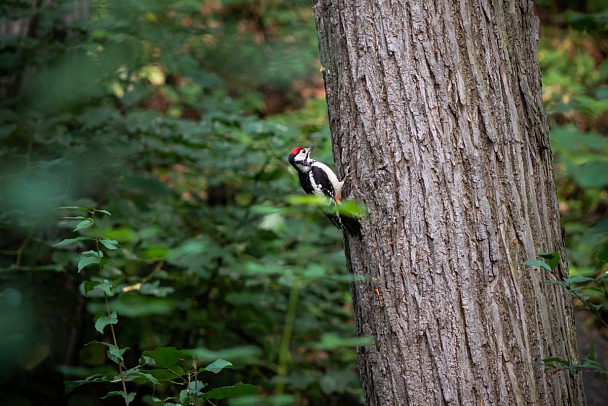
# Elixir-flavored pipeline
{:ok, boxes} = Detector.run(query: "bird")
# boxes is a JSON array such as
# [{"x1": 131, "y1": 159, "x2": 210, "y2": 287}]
[{"x1": 288, "y1": 146, "x2": 362, "y2": 237}]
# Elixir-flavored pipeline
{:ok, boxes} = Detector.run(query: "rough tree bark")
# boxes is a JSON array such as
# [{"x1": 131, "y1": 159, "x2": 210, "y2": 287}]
[{"x1": 312, "y1": 0, "x2": 585, "y2": 405}]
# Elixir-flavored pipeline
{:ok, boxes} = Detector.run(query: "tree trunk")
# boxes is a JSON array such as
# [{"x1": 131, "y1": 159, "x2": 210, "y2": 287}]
[{"x1": 312, "y1": 0, "x2": 585, "y2": 405}]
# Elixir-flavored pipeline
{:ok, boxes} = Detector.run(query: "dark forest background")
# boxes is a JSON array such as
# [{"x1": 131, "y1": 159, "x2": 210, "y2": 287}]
[{"x1": 1, "y1": 1, "x2": 607, "y2": 405}]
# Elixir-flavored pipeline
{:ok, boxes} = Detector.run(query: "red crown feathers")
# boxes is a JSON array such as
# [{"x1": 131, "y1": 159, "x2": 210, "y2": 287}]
[{"x1": 289, "y1": 147, "x2": 305, "y2": 155}]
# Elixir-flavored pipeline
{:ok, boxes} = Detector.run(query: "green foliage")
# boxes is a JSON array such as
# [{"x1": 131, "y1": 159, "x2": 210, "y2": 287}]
[
  {"x1": 524, "y1": 251, "x2": 608, "y2": 379},
  {"x1": 541, "y1": 355, "x2": 608, "y2": 376},
  {"x1": 538, "y1": 3, "x2": 608, "y2": 289},
  {"x1": 3, "y1": 0, "x2": 606, "y2": 403},
  {"x1": 520, "y1": 251, "x2": 560, "y2": 272},
  {"x1": 0, "y1": 1, "x2": 364, "y2": 404},
  {"x1": 532, "y1": 1, "x2": 608, "y2": 385},
  {"x1": 55, "y1": 207, "x2": 258, "y2": 404}
]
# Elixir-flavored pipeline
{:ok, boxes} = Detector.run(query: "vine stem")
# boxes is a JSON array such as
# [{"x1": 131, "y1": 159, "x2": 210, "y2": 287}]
[
  {"x1": 571, "y1": 289, "x2": 608, "y2": 329},
  {"x1": 93, "y1": 213, "x2": 128, "y2": 399},
  {"x1": 274, "y1": 280, "x2": 301, "y2": 396}
]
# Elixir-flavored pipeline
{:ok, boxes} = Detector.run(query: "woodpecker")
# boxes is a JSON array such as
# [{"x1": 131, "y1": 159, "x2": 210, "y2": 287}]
[{"x1": 288, "y1": 146, "x2": 362, "y2": 237}]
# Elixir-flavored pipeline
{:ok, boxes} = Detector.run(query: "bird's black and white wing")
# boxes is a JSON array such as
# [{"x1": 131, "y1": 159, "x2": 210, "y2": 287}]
[{"x1": 309, "y1": 164, "x2": 337, "y2": 201}]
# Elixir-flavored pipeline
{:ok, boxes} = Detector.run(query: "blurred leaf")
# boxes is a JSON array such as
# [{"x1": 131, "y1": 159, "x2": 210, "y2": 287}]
[
  {"x1": 4, "y1": 0, "x2": 365, "y2": 403},
  {"x1": 88, "y1": 295, "x2": 178, "y2": 317},
  {"x1": 138, "y1": 281, "x2": 174, "y2": 297},
  {"x1": 143, "y1": 366, "x2": 185, "y2": 382},
  {"x1": 56, "y1": 206, "x2": 91, "y2": 212},
  {"x1": 203, "y1": 382, "x2": 258, "y2": 400},
  {"x1": 190, "y1": 346, "x2": 262, "y2": 362},
  {"x1": 141, "y1": 347, "x2": 186, "y2": 369},
  {"x1": 319, "y1": 369, "x2": 359, "y2": 395},
  {"x1": 64, "y1": 372, "x2": 115, "y2": 393},
  {"x1": 574, "y1": 161, "x2": 608, "y2": 188},
  {"x1": 203, "y1": 359, "x2": 233, "y2": 374},
  {"x1": 74, "y1": 218, "x2": 95, "y2": 232},
  {"x1": 564, "y1": 276, "x2": 595, "y2": 284},
  {"x1": 562, "y1": 10, "x2": 608, "y2": 33},
  {"x1": 101, "y1": 391, "x2": 135, "y2": 404},
  {"x1": 311, "y1": 333, "x2": 373, "y2": 350},
  {"x1": 259, "y1": 212, "x2": 285, "y2": 231},
  {"x1": 99, "y1": 239, "x2": 118, "y2": 250},
  {"x1": 53, "y1": 236, "x2": 95, "y2": 247}
]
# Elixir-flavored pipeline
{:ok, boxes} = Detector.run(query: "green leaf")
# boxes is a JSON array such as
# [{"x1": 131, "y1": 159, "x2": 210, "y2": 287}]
[
  {"x1": 52, "y1": 236, "x2": 94, "y2": 247},
  {"x1": 203, "y1": 382, "x2": 259, "y2": 400},
  {"x1": 100, "y1": 239, "x2": 119, "y2": 250},
  {"x1": 190, "y1": 346, "x2": 261, "y2": 362},
  {"x1": 259, "y1": 212, "x2": 285, "y2": 231},
  {"x1": 564, "y1": 276, "x2": 595, "y2": 284},
  {"x1": 320, "y1": 369, "x2": 359, "y2": 394},
  {"x1": 287, "y1": 195, "x2": 327, "y2": 206},
  {"x1": 574, "y1": 161, "x2": 608, "y2": 189},
  {"x1": 143, "y1": 366, "x2": 185, "y2": 382},
  {"x1": 55, "y1": 206, "x2": 91, "y2": 212},
  {"x1": 94, "y1": 311, "x2": 118, "y2": 334},
  {"x1": 179, "y1": 389, "x2": 189, "y2": 405},
  {"x1": 130, "y1": 372, "x2": 160, "y2": 385},
  {"x1": 141, "y1": 347, "x2": 188, "y2": 368},
  {"x1": 102, "y1": 391, "x2": 135, "y2": 404},
  {"x1": 82, "y1": 250, "x2": 103, "y2": 257},
  {"x1": 188, "y1": 380, "x2": 206, "y2": 395},
  {"x1": 588, "y1": 342, "x2": 598, "y2": 360},
  {"x1": 94, "y1": 209, "x2": 112, "y2": 216},
  {"x1": 302, "y1": 263, "x2": 326, "y2": 280},
  {"x1": 74, "y1": 218, "x2": 95, "y2": 232},
  {"x1": 98, "y1": 280, "x2": 117, "y2": 296},
  {"x1": 204, "y1": 359, "x2": 233, "y2": 374},
  {"x1": 287, "y1": 195, "x2": 367, "y2": 216},
  {"x1": 542, "y1": 357, "x2": 570, "y2": 366},
  {"x1": 77, "y1": 251, "x2": 102, "y2": 272},
  {"x1": 139, "y1": 280, "x2": 175, "y2": 297},
  {"x1": 64, "y1": 372, "x2": 114, "y2": 392},
  {"x1": 332, "y1": 199, "x2": 367, "y2": 217},
  {"x1": 85, "y1": 339, "x2": 113, "y2": 348},
  {"x1": 83, "y1": 279, "x2": 119, "y2": 297},
  {"x1": 77, "y1": 256, "x2": 100, "y2": 272},
  {"x1": 538, "y1": 252, "x2": 560, "y2": 270},
  {"x1": 108, "y1": 345, "x2": 129, "y2": 364},
  {"x1": 83, "y1": 280, "x2": 101, "y2": 295},
  {"x1": 88, "y1": 295, "x2": 178, "y2": 317},
  {"x1": 310, "y1": 333, "x2": 373, "y2": 350},
  {"x1": 250, "y1": 205, "x2": 283, "y2": 214},
  {"x1": 520, "y1": 260, "x2": 552, "y2": 272}
]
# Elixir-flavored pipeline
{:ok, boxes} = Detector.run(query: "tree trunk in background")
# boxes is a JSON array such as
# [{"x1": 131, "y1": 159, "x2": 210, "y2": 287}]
[{"x1": 313, "y1": 0, "x2": 585, "y2": 405}]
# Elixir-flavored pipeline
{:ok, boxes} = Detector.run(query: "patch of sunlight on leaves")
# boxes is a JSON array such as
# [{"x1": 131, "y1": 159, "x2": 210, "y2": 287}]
[{"x1": 259, "y1": 212, "x2": 285, "y2": 231}]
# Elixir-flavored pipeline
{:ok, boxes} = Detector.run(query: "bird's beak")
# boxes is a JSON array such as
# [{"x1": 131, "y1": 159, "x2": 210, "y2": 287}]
[{"x1": 307, "y1": 146, "x2": 315, "y2": 153}]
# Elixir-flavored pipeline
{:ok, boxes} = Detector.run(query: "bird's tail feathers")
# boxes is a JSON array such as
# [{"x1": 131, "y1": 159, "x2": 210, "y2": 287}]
[{"x1": 327, "y1": 213, "x2": 362, "y2": 238}]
